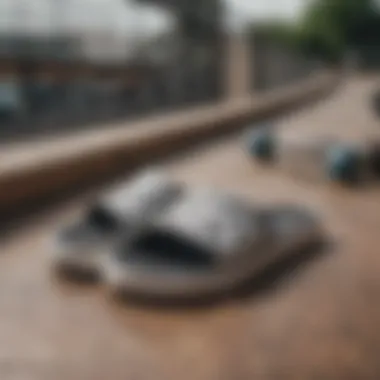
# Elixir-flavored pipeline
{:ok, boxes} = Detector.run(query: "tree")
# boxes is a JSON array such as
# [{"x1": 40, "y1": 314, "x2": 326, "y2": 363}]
[
  {"x1": 298, "y1": 0, "x2": 380, "y2": 61},
  {"x1": 247, "y1": 0, "x2": 380, "y2": 63}
]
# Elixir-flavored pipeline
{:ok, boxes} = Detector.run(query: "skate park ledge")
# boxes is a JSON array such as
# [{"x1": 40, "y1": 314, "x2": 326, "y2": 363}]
[{"x1": 0, "y1": 71, "x2": 338, "y2": 212}]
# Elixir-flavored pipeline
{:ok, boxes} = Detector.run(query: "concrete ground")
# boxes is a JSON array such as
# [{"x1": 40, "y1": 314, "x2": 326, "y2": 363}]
[{"x1": 0, "y1": 74, "x2": 380, "y2": 379}]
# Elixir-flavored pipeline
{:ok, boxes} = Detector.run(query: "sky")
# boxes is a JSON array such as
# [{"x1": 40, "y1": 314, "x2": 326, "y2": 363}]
[
  {"x1": 0, "y1": 0, "x2": 307, "y2": 36},
  {"x1": 226, "y1": 0, "x2": 306, "y2": 28}
]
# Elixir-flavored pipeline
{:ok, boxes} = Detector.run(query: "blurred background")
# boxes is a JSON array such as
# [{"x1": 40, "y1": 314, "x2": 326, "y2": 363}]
[
  {"x1": 0, "y1": 2, "x2": 380, "y2": 379},
  {"x1": 0, "y1": 0, "x2": 378, "y2": 142}
]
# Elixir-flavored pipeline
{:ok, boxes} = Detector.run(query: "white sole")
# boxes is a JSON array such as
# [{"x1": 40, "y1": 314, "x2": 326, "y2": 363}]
[
  {"x1": 103, "y1": 228, "x2": 322, "y2": 298},
  {"x1": 50, "y1": 237, "x2": 105, "y2": 276}
]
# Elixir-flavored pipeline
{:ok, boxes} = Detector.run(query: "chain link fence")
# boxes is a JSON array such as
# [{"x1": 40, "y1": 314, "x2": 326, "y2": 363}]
[
  {"x1": 0, "y1": 35, "x2": 224, "y2": 142},
  {"x1": 249, "y1": 33, "x2": 324, "y2": 93},
  {"x1": 0, "y1": 31, "x2": 324, "y2": 142}
]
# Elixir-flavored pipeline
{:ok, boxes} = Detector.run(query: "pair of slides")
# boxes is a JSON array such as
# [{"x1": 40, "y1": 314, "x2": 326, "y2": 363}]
[
  {"x1": 52, "y1": 170, "x2": 324, "y2": 299},
  {"x1": 246, "y1": 127, "x2": 364, "y2": 185}
]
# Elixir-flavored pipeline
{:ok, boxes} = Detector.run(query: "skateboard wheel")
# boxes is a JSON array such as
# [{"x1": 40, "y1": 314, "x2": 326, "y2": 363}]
[
  {"x1": 371, "y1": 90, "x2": 380, "y2": 118},
  {"x1": 327, "y1": 145, "x2": 362, "y2": 184},
  {"x1": 247, "y1": 130, "x2": 275, "y2": 162},
  {"x1": 367, "y1": 142, "x2": 380, "y2": 178}
]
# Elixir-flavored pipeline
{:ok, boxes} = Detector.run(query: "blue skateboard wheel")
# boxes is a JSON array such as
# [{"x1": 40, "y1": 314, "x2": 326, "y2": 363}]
[
  {"x1": 371, "y1": 91, "x2": 380, "y2": 118},
  {"x1": 247, "y1": 130, "x2": 275, "y2": 162},
  {"x1": 327, "y1": 145, "x2": 362, "y2": 184}
]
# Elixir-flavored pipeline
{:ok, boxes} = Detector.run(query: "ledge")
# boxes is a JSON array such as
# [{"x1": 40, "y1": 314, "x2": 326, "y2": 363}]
[{"x1": 0, "y1": 71, "x2": 338, "y2": 211}]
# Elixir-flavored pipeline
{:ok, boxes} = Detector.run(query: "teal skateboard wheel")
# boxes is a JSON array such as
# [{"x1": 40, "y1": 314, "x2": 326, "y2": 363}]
[
  {"x1": 327, "y1": 145, "x2": 362, "y2": 184},
  {"x1": 247, "y1": 130, "x2": 275, "y2": 162},
  {"x1": 367, "y1": 142, "x2": 380, "y2": 178},
  {"x1": 371, "y1": 90, "x2": 380, "y2": 119}
]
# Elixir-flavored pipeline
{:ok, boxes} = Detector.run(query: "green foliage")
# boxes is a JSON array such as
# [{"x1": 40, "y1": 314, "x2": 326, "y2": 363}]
[
  {"x1": 299, "y1": 0, "x2": 380, "y2": 61},
  {"x1": 248, "y1": 0, "x2": 380, "y2": 63}
]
